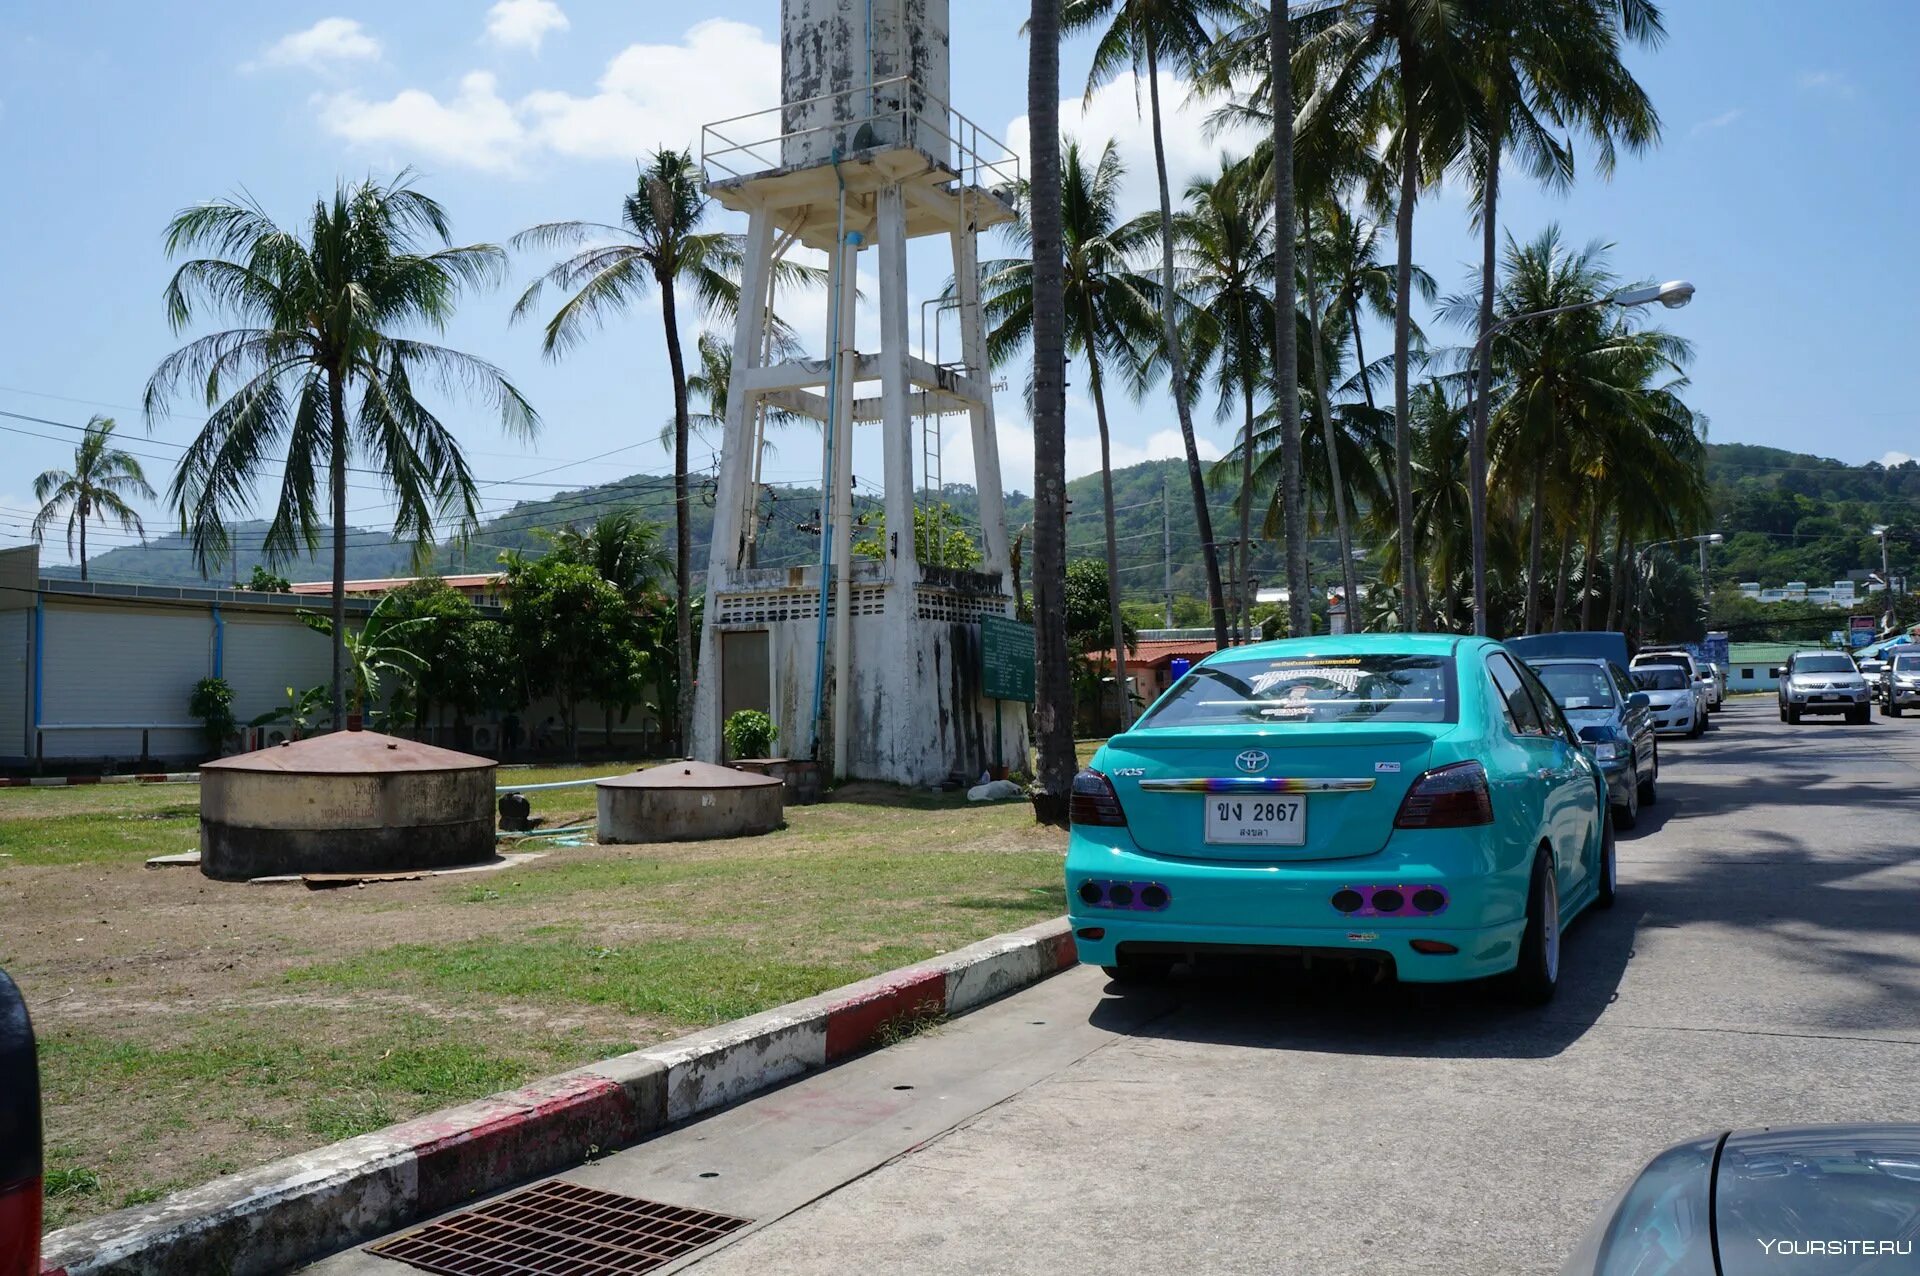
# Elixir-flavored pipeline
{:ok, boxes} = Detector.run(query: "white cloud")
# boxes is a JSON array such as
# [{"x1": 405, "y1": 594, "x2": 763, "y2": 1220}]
[
  {"x1": 1688, "y1": 107, "x2": 1743, "y2": 137},
  {"x1": 1880, "y1": 451, "x2": 1914, "y2": 468},
  {"x1": 321, "y1": 72, "x2": 526, "y2": 174},
  {"x1": 1005, "y1": 73, "x2": 1259, "y2": 213},
  {"x1": 1796, "y1": 69, "x2": 1857, "y2": 99},
  {"x1": 256, "y1": 17, "x2": 381, "y2": 72},
  {"x1": 316, "y1": 19, "x2": 777, "y2": 174},
  {"x1": 485, "y1": 0, "x2": 569, "y2": 53}
]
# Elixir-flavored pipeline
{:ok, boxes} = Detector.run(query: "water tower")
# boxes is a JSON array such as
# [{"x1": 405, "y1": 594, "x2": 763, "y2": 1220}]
[{"x1": 691, "y1": 0, "x2": 1028, "y2": 785}]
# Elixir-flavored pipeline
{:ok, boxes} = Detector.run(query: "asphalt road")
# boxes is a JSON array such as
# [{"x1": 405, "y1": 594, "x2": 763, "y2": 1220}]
[{"x1": 310, "y1": 696, "x2": 1920, "y2": 1276}]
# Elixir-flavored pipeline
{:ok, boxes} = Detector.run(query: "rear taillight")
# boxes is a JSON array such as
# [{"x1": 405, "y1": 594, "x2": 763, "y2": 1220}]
[
  {"x1": 1070, "y1": 768, "x2": 1128, "y2": 827},
  {"x1": 0, "y1": 1178, "x2": 41, "y2": 1276},
  {"x1": 1394, "y1": 761, "x2": 1494, "y2": 829}
]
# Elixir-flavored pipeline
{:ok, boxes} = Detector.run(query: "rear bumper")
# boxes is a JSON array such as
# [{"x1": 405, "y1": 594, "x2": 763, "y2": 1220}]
[{"x1": 1065, "y1": 833, "x2": 1529, "y2": 984}]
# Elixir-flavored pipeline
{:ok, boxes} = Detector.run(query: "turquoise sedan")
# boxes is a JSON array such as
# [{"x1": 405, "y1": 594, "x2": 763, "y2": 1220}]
[{"x1": 1067, "y1": 634, "x2": 1614, "y2": 1002}]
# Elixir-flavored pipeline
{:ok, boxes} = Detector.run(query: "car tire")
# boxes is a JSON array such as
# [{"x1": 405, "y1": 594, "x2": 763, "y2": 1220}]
[
  {"x1": 1778, "y1": 702, "x2": 1788, "y2": 722},
  {"x1": 1891, "y1": 703, "x2": 1904, "y2": 718},
  {"x1": 1102, "y1": 955, "x2": 1174, "y2": 986},
  {"x1": 1503, "y1": 850, "x2": 1560, "y2": 1006},
  {"x1": 1595, "y1": 812, "x2": 1618, "y2": 910},
  {"x1": 1786, "y1": 705, "x2": 1802, "y2": 725},
  {"x1": 1849, "y1": 706, "x2": 1871, "y2": 725},
  {"x1": 1688, "y1": 714, "x2": 1705, "y2": 739},
  {"x1": 1614, "y1": 778, "x2": 1638, "y2": 831}
]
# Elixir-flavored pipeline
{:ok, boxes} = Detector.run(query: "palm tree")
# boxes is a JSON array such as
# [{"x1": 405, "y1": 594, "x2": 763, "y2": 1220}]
[
  {"x1": 149, "y1": 171, "x2": 535, "y2": 726},
  {"x1": 545, "y1": 510, "x2": 672, "y2": 604},
  {"x1": 1062, "y1": 0, "x2": 1239, "y2": 645},
  {"x1": 1296, "y1": 0, "x2": 1472, "y2": 630},
  {"x1": 1168, "y1": 157, "x2": 1275, "y2": 644},
  {"x1": 1450, "y1": 227, "x2": 1694, "y2": 634},
  {"x1": 1028, "y1": 0, "x2": 1075, "y2": 827},
  {"x1": 982, "y1": 140, "x2": 1160, "y2": 728},
  {"x1": 513, "y1": 150, "x2": 808, "y2": 751},
  {"x1": 1461, "y1": 0, "x2": 1664, "y2": 633},
  {"x1": 1269, "y1": 0, "x2": 1310, "y2": 641},
  {"x1": 31, "y1": 416, "x2": 154, "y2": 582}
]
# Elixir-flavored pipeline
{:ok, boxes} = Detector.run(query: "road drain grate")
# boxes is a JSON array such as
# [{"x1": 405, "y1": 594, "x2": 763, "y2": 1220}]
[{"x1": 368, "y1": 1178, "x2": 752, "y2": 1275}]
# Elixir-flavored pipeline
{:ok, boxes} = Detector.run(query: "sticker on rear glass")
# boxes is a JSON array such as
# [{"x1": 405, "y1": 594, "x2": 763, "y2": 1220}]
[{"x1": 1374, "y1": 761, "x2": 1400, "y2": 773}]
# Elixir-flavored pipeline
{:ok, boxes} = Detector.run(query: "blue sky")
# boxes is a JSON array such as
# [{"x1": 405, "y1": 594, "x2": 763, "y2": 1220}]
[{"x1": 1, "y1": 0, "x2": 1915, "y2": 569}]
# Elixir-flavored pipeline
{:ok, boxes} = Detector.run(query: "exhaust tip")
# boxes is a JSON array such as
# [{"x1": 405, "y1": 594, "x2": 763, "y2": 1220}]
[
  {"x1": 1139, "y1": 884, "x2": 1169, "y2": 910},
  {"x1": 1331, "y1": 888, "x2": 1364, "y2": 914},
  {"x1": 1412, "y1": 888, "x2": 1447, "y2": 913},
  {"x1": 1371, "y1": 888, "x2": 1405, "y2": 913},
  {"x1": 1078, "y1": 881, "x2": 1103, "y2": 906}
]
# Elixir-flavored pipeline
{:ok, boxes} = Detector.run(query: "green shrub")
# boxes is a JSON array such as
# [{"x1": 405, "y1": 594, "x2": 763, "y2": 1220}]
[
  {"x1": 723, "y1": 710, "x2": 776, "y2": 760},
  {"x1": 188, "y1": 677, "x2": 237, "y2": 757}
]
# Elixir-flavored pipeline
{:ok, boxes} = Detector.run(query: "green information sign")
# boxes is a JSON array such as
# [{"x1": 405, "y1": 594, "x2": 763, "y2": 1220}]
[{"x1": 980, "y1": 614, "x2": 1035, "y2": 702}]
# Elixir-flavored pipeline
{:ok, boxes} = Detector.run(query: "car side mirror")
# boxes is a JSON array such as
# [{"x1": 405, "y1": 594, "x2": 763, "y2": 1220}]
[{"x1": 1627, "y1": 692, "x2": 1650, "y2": 711}]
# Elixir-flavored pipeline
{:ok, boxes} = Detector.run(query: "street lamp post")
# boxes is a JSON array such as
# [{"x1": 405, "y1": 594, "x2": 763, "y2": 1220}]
[
  {"x1": 1468, "y1": 280, "x2": 1696, "y2": 637},
  {"x1": 1631, "y1": 531, "x2": 1720, "y2": 641},
  {"x1": 1873, "y1": 524, "x2": 1893, "y2": 630}
]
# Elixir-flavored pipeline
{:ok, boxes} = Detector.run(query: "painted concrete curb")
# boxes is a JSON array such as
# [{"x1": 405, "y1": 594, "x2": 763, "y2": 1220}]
[
  {"x1": 39, "y1": 917, "x2": 1077, "y2": 1276},
  {"x1": 1, "y1": 773, "x2": 197, "y2": 788}
]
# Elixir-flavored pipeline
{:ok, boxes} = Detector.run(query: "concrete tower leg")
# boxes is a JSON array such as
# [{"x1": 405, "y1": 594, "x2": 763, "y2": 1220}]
[
  {"x1": 692, "y1": 206, "x2": 773, "y2": 763},
  {"x1": 828, "y1": 235, "x2": 861, "y2": 779},
  {"x1": 951, "y1": 223, "x2": 1009, "y2": 581},
  {"x1": 875, "y1": 186, "x2": 918, "y2": 778}
]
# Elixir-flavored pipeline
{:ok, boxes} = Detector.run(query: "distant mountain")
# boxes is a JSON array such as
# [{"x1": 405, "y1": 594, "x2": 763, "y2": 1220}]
[{"x1": 67, "y1": 441, "x2": 1901, "y2": 605}]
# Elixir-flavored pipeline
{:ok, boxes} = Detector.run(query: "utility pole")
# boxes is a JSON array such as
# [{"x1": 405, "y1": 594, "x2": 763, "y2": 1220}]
[
  {"x1": 1162, "y1": 474, "x2": 1173, "y2": 627},
  {"x1": 1699, "y1": 533, "x2": 1710, "y2": 613}
]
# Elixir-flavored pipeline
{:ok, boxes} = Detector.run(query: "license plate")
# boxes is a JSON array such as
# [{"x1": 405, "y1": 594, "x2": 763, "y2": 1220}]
[{"x1": 1204, "y1": 795, "x2": 1306, "y2": 845}]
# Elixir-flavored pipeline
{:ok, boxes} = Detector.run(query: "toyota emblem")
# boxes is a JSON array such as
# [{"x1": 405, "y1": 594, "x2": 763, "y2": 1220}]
[{"x1": 1235, "y1": 749, "x2": 1269, "y2": 774}]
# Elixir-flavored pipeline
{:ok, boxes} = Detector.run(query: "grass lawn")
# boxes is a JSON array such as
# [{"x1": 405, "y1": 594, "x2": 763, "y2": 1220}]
[{"x1": 0, "y1": 763, "x2": 1065, "y2": 1229}]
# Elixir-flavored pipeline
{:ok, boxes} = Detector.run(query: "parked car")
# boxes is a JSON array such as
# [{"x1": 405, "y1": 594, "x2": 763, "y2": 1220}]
[
  {"x1": 1632, "y1": 649, "x2": 1711, "y2": 725},
  {"x1": 1631, "y1": 664, "x2": 1702, "y2": 738},
  {"x1": 1561, "y1": 1123, "x2": 1920, "y2": 1275},
  {"x1": 1523, "y1": 657, "x2": 1658, "y2": 829},
  {"x1": 1774, "y1": 650, "x2": 1872, "y2": 724},
  {"x1": 1505, "y1": 631, "x2": 1633, "y2": 671},
  {"x1": 1857, "y1": 637, "x2": 1911, "y2": 701},
  {"x1": 0, "y1": 969, "x2": 41, "y2": 1276},
  {"x1": 1067, "y1": 634, "x2": 1611, "y2": 1004},
  {"x1": 1704, "y1": 662, "x2": 1727, "y2": 708},
  {"x1": 1880, "y1": 649, "x2": 1920, "y2": 717}
]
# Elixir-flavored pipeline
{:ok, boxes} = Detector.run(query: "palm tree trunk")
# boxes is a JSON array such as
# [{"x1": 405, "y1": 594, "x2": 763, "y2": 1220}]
[
  {"x1": 1087, "y1": 351, "x2": 1131, "y2": 731},
  {"x1": 1145, "y1": 37, "x2": 1229, "y2": 647},
  {"x1": 1471, "y1": 133, "x2": 1499, "y2": 636},
  {"x1": 1524, "y1": 462, "x2": 1546, "y2": 634},
  {"x1": 1239, "y1": 370, "x2": 1258, "y2": 641},
  {"x1": 1271, "y1": 0, "x2": 1308, "y2": 641},
  {"x1": 1304, "y1": 209, "x2": 1360, "y2": 632},
  {"x1": 1581, "y1": 492, "x2": 1602, "y2": 630},
  {"x1": 78, "y1": 505, "x2": 88, "y2": 583},
  {"x1": 661, "y1": 279, "x2": 694, "y2": 755},
  {"x1": 1552, "y1": 532, "x2": 1571, "y2": 632},
  {"x1": 1028, "y1": 0, "x2": 1074, "y2": 827},
  {"x1": 1391, "y1": 36, "x2": 1421, "y2": 633},
  {"x1": 1350, "y1": 296, "x2": 1376, "y2": 411},
  {"x1": 1608, "y1": 518, "x2": 1629, "y2": 631},
  {"x1": 327, "y1": 371, "x2": 349, "y2": 729}
]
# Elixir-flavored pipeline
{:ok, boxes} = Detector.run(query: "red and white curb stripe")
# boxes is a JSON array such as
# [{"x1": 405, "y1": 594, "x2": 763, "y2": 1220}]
[
  {"x1": 0, "y1": 773, "x2": 196, "y2": 788},
  {"x1": 38, "y1": 918, "x2": 1077, "y2": 1276}
]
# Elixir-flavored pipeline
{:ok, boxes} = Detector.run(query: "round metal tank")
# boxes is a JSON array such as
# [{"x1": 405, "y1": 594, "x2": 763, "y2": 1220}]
[
  {"x1": 597, "y1": 760, "x2": 784, "y2": 844},
  {"x1": 199, "y1": 730, "x2": 495, "y2": 881}
]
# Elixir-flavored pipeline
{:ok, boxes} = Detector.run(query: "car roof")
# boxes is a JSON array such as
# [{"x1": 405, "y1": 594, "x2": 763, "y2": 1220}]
[
  {"x1": 1792, "y1": 649, "x2": 1851, "y2": 658},
  {"x1": 1201, "y1": 632, "x2": 1468, "y2": 662}
]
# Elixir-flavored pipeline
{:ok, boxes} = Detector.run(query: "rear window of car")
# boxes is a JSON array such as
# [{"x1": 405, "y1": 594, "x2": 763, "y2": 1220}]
[
  {"x1": 1530, "y1": 663, "x2": 1617, "y2": 711},
  {"x1": 1141, "y1": 654, "x2": 1457, "y2": 727},
  {"x1": 1794, "y1": 655, "x2": 1856, "y2": 674},
  {"x1": 1633, "y1": 667, "x2": 1689, "y2": 691},
  {"x1": 1634, "y1": 654, "x2": 1691, "y2": 670}
]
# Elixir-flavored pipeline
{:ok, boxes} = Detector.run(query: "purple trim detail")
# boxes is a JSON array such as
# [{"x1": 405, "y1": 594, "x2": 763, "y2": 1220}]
[
  {"x1": 1335, "y1": 883, "x2": 1450, "y2": 918},
  {"x1": 1082, "y1": 879, "x2": 1173, "y2": 912}
]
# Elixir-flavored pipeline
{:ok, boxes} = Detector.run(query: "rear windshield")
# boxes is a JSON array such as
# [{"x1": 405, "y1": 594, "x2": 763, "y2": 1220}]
[
  {"x1": 1794, "y1": 655, "x2": 1856, "y2": 674},
  {"x1": 1531, "y1": 663, "x2": 1617, "y2": 710},
  {"x1": 1634, "y1": 654, "x2": 1690, "y2": 670},
  {"x1": 1633, "y1": 667, "x2": 1689, "y2": 691},
  {"x1": 1141, "y1": 654, "x2": 1457, "y2": 727}
]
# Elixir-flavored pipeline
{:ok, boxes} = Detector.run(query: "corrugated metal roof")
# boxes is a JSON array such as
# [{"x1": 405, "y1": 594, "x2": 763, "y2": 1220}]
[
  {"x1": 203, "y1": 729, "x2": 493, "y2": 773},
  {"x1": 287, "y1": 573, "x2": 504, "y2": 595}
]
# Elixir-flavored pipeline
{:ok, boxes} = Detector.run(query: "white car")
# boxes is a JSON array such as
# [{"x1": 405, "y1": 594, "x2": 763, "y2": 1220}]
[
  {"x1": 1631, "y1": 650, "x2": 1710, "y2": 726},
  {"x1": 1631, "y1": 664, "x2": 1702, "y2": 738}
]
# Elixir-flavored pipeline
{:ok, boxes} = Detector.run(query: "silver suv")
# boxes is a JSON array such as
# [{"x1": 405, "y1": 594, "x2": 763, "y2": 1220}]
[{"x1": 1775, "y1": 650, "x2": 1871, "y2": 725}]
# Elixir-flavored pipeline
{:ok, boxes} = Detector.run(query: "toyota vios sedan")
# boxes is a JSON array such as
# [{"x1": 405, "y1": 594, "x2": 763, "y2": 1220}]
[
  {"x1": 1775, "y1": 650, "x2": 1871, "y2": 724},
  {"x1": 1068, "y1": 635, "x2": 1611, "y2": 1004}
]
